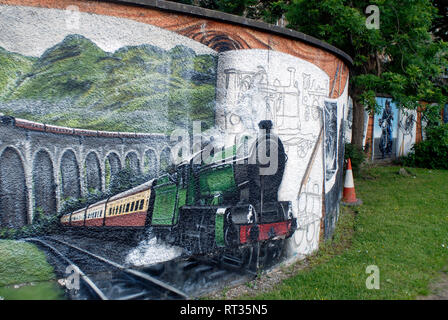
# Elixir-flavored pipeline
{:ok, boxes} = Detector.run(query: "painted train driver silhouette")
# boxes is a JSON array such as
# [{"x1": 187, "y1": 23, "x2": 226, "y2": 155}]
[{"x1": 378, "y1": 100, "x2": 394, "y2": 158}]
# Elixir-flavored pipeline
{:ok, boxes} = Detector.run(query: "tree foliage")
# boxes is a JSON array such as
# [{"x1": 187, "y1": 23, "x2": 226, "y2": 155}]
[
  {"x1": 169, "y1": 0, "x2": 289, "y2": 23},
  {"x1": 286, "y1": 1, "x2": 447, "y2": 125},
  {"x1": 403, "y1": 123, "x2": 448, "y2": 169}
]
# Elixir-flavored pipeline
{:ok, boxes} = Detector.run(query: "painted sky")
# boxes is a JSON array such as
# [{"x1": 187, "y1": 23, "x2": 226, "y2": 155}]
[{"x1": 0, "y1": 4, "x2": 216, "y2": 57}]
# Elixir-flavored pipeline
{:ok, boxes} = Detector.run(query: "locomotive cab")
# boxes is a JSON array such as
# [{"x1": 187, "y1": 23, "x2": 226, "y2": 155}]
[{"x1": 150, "y1": 162, "x2": 189, "y2": 227}]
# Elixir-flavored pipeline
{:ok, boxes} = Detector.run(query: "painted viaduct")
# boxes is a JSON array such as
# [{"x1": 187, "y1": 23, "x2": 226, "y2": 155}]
[{"x1": 0, "y1": 115, "x2": 173, "y2": 228}]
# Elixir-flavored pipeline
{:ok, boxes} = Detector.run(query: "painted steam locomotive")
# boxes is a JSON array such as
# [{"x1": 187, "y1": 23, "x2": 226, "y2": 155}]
[{"x1": 60, "y1": 121, "x2": 296, "y2": 271}]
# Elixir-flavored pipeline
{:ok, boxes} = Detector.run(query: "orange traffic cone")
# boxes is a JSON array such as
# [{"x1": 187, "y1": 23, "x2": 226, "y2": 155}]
[{"x1": 342, "y1": 158, "x2": 362, "y2": 206}]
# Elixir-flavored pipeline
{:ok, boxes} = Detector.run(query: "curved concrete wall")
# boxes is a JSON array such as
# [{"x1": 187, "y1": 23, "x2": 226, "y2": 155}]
[{"x1": 0, "y1": 0, "x2": 351, "y2": 260}]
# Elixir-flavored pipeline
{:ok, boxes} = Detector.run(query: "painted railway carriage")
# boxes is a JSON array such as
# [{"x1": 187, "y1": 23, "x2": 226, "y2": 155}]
[
  {"x1": 60, "y1": 180, "x2": 154, "y2": 230},
  {"x1": 61, "y1": 121, "x2": 296, "y2": 267}
]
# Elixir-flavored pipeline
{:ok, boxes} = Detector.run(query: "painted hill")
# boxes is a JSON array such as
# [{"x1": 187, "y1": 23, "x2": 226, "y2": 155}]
[{"x1": 0, "y1": 34, "x2": 217, "y2": 133}]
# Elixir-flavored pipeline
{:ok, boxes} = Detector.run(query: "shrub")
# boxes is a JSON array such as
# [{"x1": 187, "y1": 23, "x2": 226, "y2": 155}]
[
  {"x1": 403, "y1": 124, "x2": 448, "y2": 169},
  {"x1": 344, "y1": 143, "x2": 366, "y2": 175},
  {"x1": 0, "y1": 211, "x2": 62, "y2": 240}
]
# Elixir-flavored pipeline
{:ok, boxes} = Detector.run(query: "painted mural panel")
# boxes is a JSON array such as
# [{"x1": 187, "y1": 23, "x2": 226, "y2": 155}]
[
  {"x1": 373, "y1": 97, "x2": 399, "y2": 160},
  {"x1": 397, "y1": 109, "x2": 417, "y2": 157},
  {"x1": 344, "y1": 97, "x2": 353, "y2": 143},
  {"x1": 324, "y1": 100, "x2": 338, "y2": 181}
]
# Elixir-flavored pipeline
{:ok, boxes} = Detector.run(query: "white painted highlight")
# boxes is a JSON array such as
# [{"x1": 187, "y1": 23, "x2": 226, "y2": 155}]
[{"x1": 125, "y1": 235, "x2": 184, "y2": 267}]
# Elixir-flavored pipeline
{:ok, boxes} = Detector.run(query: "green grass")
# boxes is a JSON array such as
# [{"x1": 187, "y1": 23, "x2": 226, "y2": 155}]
[
  {"x1": 0, "y1": 281, "x2": 64, "y2": 300},
  {"x1": 0, "y1": 240, "x2": 65, "y2": 299},
  {"x1": 250, "y1": 166, "x2": 448, "y2": 300}
]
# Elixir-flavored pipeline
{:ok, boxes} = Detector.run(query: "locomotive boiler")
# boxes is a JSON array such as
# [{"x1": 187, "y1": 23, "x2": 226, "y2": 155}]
[{"x1": 60, "y1": 121, "x2": 296, "y2": 271}]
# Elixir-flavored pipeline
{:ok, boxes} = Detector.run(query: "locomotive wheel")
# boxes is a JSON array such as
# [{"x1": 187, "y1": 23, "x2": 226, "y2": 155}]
[
  {"x1": 260, "y1": 240, "x2": 285, "y2": 269},
  {"x1": 257, "y1": 242, "x2": 269, "y2": 270},
  {"x1": 254, "y1": 240, "x2": 286, "y2": 271},
  {"x1": 218, "y1": 242, "x2": 260, "y2": 274}
]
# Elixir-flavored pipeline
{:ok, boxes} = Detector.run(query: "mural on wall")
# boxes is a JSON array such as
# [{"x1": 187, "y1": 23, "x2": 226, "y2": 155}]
[
  {"x1": 361, "y1": 110, "x2": 370, "y2": 151},
  {"x1": 324, "y1": 100, "x2": 338, "y2": 181},
  {"x1": 323, "y1": 84, "x2": 348, "y2": 240},
  {"x1": 215, "y1": 49, "x2": 348, "y2": 257},
  {"x1": 362, "y1": 98, "x2": 439, "y2": 160},
  {"x1": 373, "y1": 97, "x2": 399, "y2": 159},
  {"x1": 0, "y1": 0, "x2": 350, "y2": 299},
  {"x1": 397, "y1": 109, "x2": 417, "y2": 157}
]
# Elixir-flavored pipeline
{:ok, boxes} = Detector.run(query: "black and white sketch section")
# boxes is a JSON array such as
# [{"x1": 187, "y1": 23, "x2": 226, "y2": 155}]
[
  {"x1": 324, "y1": 100, "x2": 338, "y2": 182},
  {"x1": 344, "y1": 97, "x2": 353, "y2": 143}
]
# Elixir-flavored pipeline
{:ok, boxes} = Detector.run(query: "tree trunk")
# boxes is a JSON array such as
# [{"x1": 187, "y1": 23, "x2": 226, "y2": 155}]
[{"x1": 350, "y1": 88, "x2": 365, "y2": 148}]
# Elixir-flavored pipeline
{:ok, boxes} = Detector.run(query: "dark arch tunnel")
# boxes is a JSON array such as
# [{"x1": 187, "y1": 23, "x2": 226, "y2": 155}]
[
  {"x1": 143, "y1": 149, "x2": 158, "y2": 179},
  {"x1": 0, "y1": 147, "x2": 28, "y2": 228},
  {"x1": 33, "y1": 150, "x2": 57, "y2": 217},
  {"x1": 60, "y1": 150, "x2": 81, "y2": 201},
  {"x1": 85, "y1": 152, "x2": 102, "y2": 192},
  {"x1": 105, "y1": 152, "x2": 122, "y2": 188},
  {"x1": 125, "y1": 152, "x2": 141, "y2": 175},
  {"x1": 160, "y1": 147, "x2": 172, "y2": 173}
]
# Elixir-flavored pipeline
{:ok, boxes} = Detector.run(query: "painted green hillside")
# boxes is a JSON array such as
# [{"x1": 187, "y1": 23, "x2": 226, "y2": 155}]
[{"x1": 0, "y1": 34, "x2": 217, "y2": 133}]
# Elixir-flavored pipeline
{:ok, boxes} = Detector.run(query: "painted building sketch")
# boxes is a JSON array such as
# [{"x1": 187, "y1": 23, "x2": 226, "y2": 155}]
[
  {"x1": 0, "y1": 1, "x2": 350, "y2": 300},
  {"x1": 215, "y1": 49, "x2": 349, "y2": 257},
  {"x1": 373, "y1": 97, "x2": 399, "y2": 159}
]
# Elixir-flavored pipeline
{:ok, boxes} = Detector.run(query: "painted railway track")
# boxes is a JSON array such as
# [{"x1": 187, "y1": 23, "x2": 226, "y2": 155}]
[
  {"x1": 25, "y1": 236, "x2": 257, "y2": 300},
  {"x1": 25, "y1": 237, "x2": 189, "y2": 300}
]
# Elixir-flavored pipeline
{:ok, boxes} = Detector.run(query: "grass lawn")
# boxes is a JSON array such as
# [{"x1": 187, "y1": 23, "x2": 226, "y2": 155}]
[
  {"x1": 0, "y1": 240, "x2": 64, "y2": 299},
  {"x1": 250, "y1": 166, "x2": 448, "y2": 299}
]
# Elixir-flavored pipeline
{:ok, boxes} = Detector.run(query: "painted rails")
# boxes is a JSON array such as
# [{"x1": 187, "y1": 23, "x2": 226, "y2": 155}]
[{"x1": 25, "y1": 237, "x2": 189, "y2": 300}]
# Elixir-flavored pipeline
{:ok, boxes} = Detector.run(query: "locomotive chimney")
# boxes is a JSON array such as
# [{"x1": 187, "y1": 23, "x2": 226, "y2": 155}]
[{"x1": 258, "y1": 120, "x2": 273, "y2": 134}]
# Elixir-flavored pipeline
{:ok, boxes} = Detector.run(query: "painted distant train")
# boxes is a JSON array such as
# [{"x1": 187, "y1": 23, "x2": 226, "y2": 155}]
[
  {"x1": 60, "y1": 121, "x2": 296, "y2": 270},
  {"x1": 1, "y1": 115, "x2": 163, "y2": 139}
]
